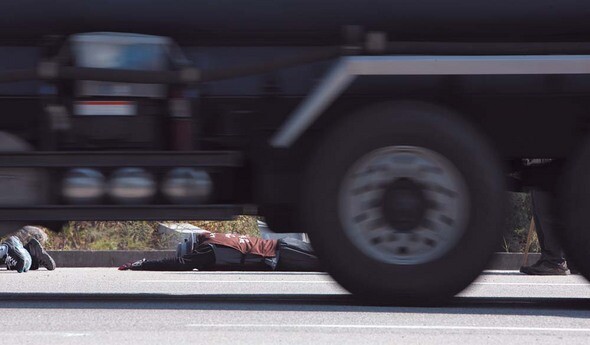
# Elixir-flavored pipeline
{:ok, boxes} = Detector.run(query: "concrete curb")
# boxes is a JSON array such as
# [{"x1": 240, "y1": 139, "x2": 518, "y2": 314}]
[
  {"x1": 48, "y1": 250, "x2": 176, "y2": 268},
  {"x1": 489, "y1": 253, "x2": 540, "y2": 270},
  {"x1": 47, "y1": 251, "x2": 541, "y2": 270}
]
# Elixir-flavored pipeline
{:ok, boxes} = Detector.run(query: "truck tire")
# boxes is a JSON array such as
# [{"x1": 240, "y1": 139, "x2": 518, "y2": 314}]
[
  {"x1": 559, "y1": 138, "x2": 590, "y2": 281},
  {"x1": 302, "y1": 102, "x2": 506, "y2": 304}
]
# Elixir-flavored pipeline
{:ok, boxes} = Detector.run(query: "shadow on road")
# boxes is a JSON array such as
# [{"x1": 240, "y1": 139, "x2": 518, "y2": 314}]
[{"x1": 0, "y1": 293, "x2": 589, "y2": 318}]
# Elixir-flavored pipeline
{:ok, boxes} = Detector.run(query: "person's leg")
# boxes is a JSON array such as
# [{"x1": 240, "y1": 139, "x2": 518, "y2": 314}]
[
  {"x1": 531, "y1": 189, "x2": 566, "y2": 265},
  {"x1": 520, "y1": 189, "x2": 569, "y2": 275},
  {"x1": 0, "y1": 243, "x2": 7, "y2": 258},
  {"x1": 1, "y1": 236, "x2": 32, "y2": 273}
]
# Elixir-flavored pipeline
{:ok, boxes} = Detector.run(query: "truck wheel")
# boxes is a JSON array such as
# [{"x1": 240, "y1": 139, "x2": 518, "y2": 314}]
[
  {"x1": 302, "y1": 102, "x2": 506, "y2": 304},
  {"x1": 559, "y1": 139, "x2": 590, "y2": 280}
]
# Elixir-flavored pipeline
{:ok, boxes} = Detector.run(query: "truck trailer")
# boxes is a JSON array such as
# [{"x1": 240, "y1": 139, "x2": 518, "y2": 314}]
[{"x1": 1, "y1": 0, "x2": 590, "y2": 303}]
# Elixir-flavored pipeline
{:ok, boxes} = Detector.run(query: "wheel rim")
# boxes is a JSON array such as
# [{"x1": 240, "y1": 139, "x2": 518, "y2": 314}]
[{"x1": 339, "y1": 145, "x2": 469, "y2": 265}]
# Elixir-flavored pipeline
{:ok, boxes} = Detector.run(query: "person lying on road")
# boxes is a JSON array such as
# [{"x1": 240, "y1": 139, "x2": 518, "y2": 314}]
[{"x1": 118, "y1": 230, "x2": 321, "y2": 272}]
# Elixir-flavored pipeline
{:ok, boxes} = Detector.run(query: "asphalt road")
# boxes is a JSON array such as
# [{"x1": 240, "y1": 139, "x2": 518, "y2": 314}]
[{"x1": 2, "y1": 268, "x2": 590, "y2": 345}]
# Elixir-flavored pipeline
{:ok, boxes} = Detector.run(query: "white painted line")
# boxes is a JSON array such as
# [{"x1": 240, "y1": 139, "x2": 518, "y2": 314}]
[
  {"x1": 138, "y1": 280, "x2": 334, "y2": 284},
  {"x1": 138, "y1": 280, "x2": 587, "y2": 287},
  {"x1": 171, "y1": 271, "x2": 329, "y2": 275},
  {"x1": 186, "y1": 323, "x2": 590, "y2": 333},
  {"x1": 61, "y1": 333, "x2": 88, "y2": 337},
  {"x1": 473, "y1": 282, "x2": 589, "y2": 287},
  {"x1": 15, "y1": 332, "x2": 88, "y2": 337}
]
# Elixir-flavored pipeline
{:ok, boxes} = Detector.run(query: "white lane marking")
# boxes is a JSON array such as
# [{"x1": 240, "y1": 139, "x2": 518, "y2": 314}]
[
  {"x1": 186, "y1": 324, "x2": 590, "y2": 333},
  {"x1": 170, "y1": 271, "x2": 329, "y2": 275},
  {"x1": 138, "y1": 280, "x2": 587, "y2": 287},
  {"x1": 138, "y1": 280, "x2": 334, "y2": 284},
  {"x1": 473, "y1": 282, "x2": 589, "y2": 287},
  {"x1": 13, "y1": 332, "x2": 88, "y2": 337},
  {"x1": 62, "y1": 333, "x2": 88, "y2": 337}
]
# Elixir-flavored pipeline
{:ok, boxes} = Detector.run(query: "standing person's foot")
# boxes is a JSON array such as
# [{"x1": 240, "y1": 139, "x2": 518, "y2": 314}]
[
  {"x1": 25, "y1": 238, "x2": 56, "y2": 270},
  {"x1": 520, "y1": 259, "x2": 570, "y2": 275}
]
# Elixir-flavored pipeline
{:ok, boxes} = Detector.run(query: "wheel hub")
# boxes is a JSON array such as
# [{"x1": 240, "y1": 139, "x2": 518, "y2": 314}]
[
  {"x1": 381, "y1": 178, "x2": 427, "y2": 232},
  {"x1": 339, "y1": 145, "x2": 469, "y2": 265}
]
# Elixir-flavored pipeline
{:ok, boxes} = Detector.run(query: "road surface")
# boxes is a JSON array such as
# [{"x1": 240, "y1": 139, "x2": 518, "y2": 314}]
[{"x1": 1, "y1": 268, "x2": 589, "y2": 344}]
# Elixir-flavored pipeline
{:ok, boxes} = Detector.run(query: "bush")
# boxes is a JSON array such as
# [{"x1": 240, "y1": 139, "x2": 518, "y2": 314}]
[
  {"x1": 502, "y1": 192, "x2": 540, "y2": 253},
  {"x1": 46, "y1": 216, "x2": 260, "y2": 251}
]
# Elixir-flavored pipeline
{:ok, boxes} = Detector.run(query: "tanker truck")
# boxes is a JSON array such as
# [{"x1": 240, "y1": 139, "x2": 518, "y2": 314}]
[{"x1": 2, "y1": 0, "x2": 590, "y2": 303}]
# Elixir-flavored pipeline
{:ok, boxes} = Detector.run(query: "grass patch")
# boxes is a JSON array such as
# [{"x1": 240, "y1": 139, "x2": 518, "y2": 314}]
[{"x1": 46, "y1": 216, "x2": 260, "y2": 251}]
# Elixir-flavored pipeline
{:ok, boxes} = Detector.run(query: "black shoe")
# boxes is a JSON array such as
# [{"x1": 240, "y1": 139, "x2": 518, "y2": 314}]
[
  {"x1": 25, "y1": 238, "x2": 56, "y2": 270},
  {"x1": 520, "y1": 260, "x2": 569, "y2": 275}
]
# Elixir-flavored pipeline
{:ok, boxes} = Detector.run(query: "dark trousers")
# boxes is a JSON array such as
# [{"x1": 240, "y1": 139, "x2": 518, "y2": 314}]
[{"x1": 531, "y1": 189, "x2": 566, "y2": 265}]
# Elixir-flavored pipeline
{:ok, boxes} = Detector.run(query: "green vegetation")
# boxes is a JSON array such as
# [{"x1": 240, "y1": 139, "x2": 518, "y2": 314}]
[
  {"x1": 46, "y1": 216, "x2": 260, "y2": 250},
  {"x1": 502, "y1": 192, "x2": 540, "y2": 253},
  {"x1": 44, "y1": 193, "x2": 538, "y2": 252}
]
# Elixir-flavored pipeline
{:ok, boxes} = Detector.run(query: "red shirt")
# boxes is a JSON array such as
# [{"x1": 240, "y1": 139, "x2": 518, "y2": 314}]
[{"x1": 199, "y1": 233, "x2": 278, "y2": 257}]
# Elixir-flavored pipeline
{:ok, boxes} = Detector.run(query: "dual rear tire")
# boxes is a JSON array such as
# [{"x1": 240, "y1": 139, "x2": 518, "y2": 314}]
[{"x1": 302, "y1": 102, "x2": 507, "y2": 303}]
